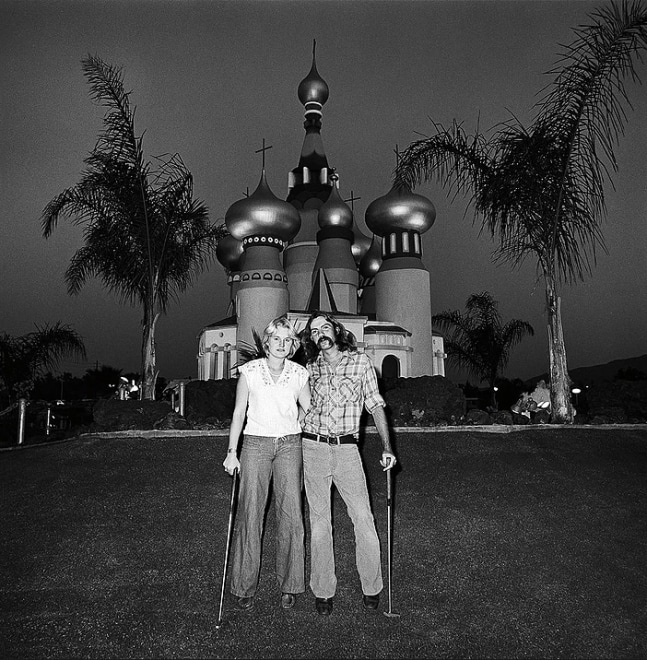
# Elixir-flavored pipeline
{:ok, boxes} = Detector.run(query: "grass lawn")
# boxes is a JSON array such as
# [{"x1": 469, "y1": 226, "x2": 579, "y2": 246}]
[{"x1": 1, "y1": 427, "x2": 646, "y2": 658}]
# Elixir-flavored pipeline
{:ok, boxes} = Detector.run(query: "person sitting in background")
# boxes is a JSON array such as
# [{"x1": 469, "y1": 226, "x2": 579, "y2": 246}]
[
  {"x1": 529, "y1": 380, "x2": 551, "y2": 412},
  {"x1": 511, "y1": 394, "x2": 532, "y2": 421},
  {"x1": 511, "y1": 380, "x2": 551, "y2": 423}
]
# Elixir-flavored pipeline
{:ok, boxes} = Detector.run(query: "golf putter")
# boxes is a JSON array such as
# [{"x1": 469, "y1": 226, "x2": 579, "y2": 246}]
[
  {"x1": 384, "y1": 468, "x2": 400, "y2": 618},
  {"x1": 216, "y1": 467, "x2": 239, "y2": 630}
]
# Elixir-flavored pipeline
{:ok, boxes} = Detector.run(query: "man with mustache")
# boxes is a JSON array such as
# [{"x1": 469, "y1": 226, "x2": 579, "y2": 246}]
[{"x1": 300, "y1": 312, "x2": 397, "y2": 616}]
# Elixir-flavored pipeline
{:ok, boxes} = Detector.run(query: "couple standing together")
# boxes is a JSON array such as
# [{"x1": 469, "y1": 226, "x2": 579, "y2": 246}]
[{"x1": 222, "y1": 312, "x2": 396, "y2": 616}]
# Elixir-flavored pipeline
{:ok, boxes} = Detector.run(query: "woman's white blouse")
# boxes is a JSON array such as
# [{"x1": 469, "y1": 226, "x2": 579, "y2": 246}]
[{"x1": 239, "y1": 358, "x2": 309, "y2": 437}]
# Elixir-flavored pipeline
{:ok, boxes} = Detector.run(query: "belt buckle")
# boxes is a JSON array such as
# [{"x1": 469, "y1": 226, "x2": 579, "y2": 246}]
[{"x1": 317, "y1": 433, "x2": 336, "y2": 444}]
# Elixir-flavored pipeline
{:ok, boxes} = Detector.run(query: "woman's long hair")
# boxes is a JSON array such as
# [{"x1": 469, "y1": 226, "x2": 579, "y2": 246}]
[{"x1": 300, "y1": 312, "x2": 357, "y2": 363}]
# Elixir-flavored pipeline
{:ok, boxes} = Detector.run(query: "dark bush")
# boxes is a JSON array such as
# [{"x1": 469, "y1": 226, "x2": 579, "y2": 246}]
[
  {"x1": 92, "y1": 398, "x2": 172, "y2": 431},
  {"x1": 586, "y1": 379, "x2": 647, "y2": 422},
  {"x1": 381, "y1": 376, "x2": 465, "y2": 426},
  {"x1": 183, "y1": 378, "x2": 237, "y2": 427}
]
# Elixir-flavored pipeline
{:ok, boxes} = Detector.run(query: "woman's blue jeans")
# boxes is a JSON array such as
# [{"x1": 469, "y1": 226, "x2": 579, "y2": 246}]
[
  {"x1": 230, "y1": 433, "x2": 305, "y2": 598},
  {"x1": 302, "y1": 439, "x2": 383, "y2": 599}
]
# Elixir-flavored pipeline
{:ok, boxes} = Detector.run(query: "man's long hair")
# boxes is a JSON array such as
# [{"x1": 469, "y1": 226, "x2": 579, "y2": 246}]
[{"x1": 300, "y1": 312, "x2": 357, "y2": 364}]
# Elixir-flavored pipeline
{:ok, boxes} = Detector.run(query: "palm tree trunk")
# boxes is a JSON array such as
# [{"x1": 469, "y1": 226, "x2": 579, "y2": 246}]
[
  {"x1": 141, "y1": 303, "x2": 159, "y2": 400},
  {"x1": 545, "y1": 277, "x2": 574, "y2": 423}
]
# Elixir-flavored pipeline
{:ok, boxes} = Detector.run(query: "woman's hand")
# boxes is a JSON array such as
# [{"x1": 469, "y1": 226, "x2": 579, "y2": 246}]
[{"x1": 380, "y1": 451, "x2": 396, "y2": 471}]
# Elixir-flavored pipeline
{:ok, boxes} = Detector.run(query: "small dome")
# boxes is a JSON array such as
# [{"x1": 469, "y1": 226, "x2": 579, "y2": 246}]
[
  {"x1": 365, "y1": 184, "x2": 436, "y2": 236},
  {"x1": 318, "y1": 182, "x2": 352, "y2": 229},
  {"x1": 351, "y1": 226, "x2": 372, "y2": 266},
  {"x1": 216, "y1": 233, "x2": 244, "y2": 271},
  {"x1": 225, "y1": 171, "x2": 301, "y2": 242},
  {"x1": 298, "y1": 52, "x2": 329, "y2": 107},
  {"x1": 359, "y1": 234, "x2": 382, "y2": 278}
]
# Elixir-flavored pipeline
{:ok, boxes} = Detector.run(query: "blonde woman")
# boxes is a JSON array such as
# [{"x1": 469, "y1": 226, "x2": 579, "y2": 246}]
[{"x1": 223, "y1": 315, "x2": 310, "y2": 611}]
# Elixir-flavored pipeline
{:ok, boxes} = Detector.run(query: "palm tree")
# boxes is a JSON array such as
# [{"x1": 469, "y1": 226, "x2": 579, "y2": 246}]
[
  {"x1": 42, "y1": 55, "x2": 225, "y2": 399},
  {"x1": 0, "y1": 323, "x2": 86, "y2": 401},
  {"x1": 433, "y1": 292, "x2": 534, "y2": 409},
  {"x1": 395, "y1": 1, "x2": 647, "y2": 422}
]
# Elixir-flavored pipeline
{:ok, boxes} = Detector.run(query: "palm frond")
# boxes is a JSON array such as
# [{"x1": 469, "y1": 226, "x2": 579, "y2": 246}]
[
  {"x1": 233, "y1": 329, "x2": 266, "y2": 370},
  {"x1": 82, "y1": 54, "x2": 142, "y2": 167},
  {"x1": 394, "y1": 120, "x2": 494, "y2": 204},
  {"x1": 534, "y1": 0, "x2": 647, "y2": 280}
]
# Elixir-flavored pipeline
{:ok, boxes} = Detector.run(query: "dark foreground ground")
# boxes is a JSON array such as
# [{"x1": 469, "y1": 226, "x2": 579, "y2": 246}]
[{"x1": 1, "y1": 427, "x2": 646, "y2": 659}]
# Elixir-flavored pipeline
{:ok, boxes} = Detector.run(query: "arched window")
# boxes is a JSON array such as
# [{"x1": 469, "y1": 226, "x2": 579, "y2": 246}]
[{"x1": 382, "y1": 355, "x2": 400, "y2": 379}]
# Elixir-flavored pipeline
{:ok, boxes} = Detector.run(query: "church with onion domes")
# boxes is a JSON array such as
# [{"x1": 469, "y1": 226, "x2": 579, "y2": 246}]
[{"x1": 197, "y1": 46, "x2": 446, "y2": 381}]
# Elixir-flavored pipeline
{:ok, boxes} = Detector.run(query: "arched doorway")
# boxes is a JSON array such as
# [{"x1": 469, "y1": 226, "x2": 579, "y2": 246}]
[{"x1": 381, "y1": 355, "x2": 400, "y2": 379}]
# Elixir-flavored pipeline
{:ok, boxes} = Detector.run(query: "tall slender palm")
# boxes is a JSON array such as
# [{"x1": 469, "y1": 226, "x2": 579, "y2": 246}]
[
  {"x1": 42, "y1": 55, "x2": 225, "y2": 399},
  {"x1": 0, "y1": 323, "x2": 86, "y2": 401},
  {"x1": 433, "y1": 292, "x2": 534, "y2": 409},
  {"x1": 395, "y1": 1, "x2": 647, "y2": 422}
]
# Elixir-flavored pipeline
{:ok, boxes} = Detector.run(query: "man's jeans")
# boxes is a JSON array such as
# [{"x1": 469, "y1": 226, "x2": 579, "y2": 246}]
[
  {"x1": 230, "y1": 433, "x2": 305, "y2": 597},
  {"x1": 302, "y1": 439, "x2": 383, "y2": 599}
]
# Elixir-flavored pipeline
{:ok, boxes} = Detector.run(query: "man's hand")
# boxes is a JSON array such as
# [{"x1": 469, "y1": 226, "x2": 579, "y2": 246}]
[
  {"x1": 223, "y1": 453, "x2": 241, "y2": 476},
  {"x1": 380, "y1": 451, "x2": 396, "y2": 471}
]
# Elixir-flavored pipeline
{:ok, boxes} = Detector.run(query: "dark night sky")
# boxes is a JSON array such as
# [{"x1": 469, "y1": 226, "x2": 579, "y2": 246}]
[{"x1": 1, "y1": 0, "x2": 645, "y2": 384}]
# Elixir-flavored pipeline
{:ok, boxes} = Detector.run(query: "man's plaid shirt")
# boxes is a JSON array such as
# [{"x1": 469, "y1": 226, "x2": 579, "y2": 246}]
[{"x1": 303, "y1": 350, "x2": 385, "y2": 437}]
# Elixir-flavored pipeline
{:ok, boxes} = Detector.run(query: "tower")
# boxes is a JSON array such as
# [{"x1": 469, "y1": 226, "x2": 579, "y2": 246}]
[
  {"x1": 224, "y1": 167, "x2": 300, "y2": 349},
  {"x1": 309, "y1": 172, "x2": 358, "y2": 314},
  {"x1": 365, "y1": 182, "x2": 437, "y2": 377},
  {"x1": 284, "y1": 42, "x2": 334, "y2": 310}
]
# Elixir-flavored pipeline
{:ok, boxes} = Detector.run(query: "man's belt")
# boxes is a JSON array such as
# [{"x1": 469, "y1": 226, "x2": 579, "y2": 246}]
[{"x1": 302, "y1": 431, "x2": 357, "y2": 445}]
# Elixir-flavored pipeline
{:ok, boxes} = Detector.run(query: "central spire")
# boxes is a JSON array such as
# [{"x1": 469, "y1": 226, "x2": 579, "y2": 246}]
[
  {"x1": 292, "y1": 40, "x2": 330, "y2": 180},
  {"x1": 297, "y1": 40, "x2": 330, "y2": 111}
]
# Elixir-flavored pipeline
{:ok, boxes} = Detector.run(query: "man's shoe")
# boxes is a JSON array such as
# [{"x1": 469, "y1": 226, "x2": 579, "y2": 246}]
[
  {"x1": 236, "y1": 596, "x2": 254, "y2": 611},
  {"x1": 362, "y1": 593, "x2": 380, "y2": 610},
  {"x1": 315, "y1": 597, "x2": 333, "y2": 616},
  {"x1": 281, "y1": 593, "x2": 296, "y2": 609}
]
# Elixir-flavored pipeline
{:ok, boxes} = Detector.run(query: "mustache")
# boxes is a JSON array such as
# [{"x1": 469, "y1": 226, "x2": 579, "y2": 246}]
[{"x1": 316, "y1": 336, "x2": 334, "y2": 348}]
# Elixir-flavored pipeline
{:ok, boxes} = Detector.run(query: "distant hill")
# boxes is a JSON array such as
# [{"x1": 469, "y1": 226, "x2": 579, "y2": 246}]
[{"x1": 527, "y1": 354, "x2": 647, "y2": 387}]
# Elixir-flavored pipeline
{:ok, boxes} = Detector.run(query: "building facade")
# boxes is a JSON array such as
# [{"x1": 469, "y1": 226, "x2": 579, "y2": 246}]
[{"x1": 198, "y1": 48, "x2": 445, "y2": 380}]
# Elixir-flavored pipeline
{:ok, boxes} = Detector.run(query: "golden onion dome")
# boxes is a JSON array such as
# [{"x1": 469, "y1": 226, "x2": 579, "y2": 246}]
[
  {"x1": 365, "y1": 184, "x2": 436, "y2": 236},
  {"x1": 216, "y1": 233, "x2": 244, "y2": 271},
  {"x1": 351, "y1": 226, "x2": 372, "y2": 266},
  {"x1": 359, "y1": 234, "x2": 382, "y2": 278},
  {"x1": 298, "y1": 48, "x2": 329, "y2": 107},
  {"x1": 225, "y1": 171, "x2": 301, "y2": 242},
  {"x1": 318, "y1": 182, "x2": 353, "y2": 229}
]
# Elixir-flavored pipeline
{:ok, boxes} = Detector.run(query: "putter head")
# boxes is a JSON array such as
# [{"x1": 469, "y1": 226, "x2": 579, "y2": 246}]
[
  {"x1": 215, "y1": 618, "x2": 231, "y2": 630},
  {"x1": 383, "y1": 611, "x2": 401, "y2": 618}
]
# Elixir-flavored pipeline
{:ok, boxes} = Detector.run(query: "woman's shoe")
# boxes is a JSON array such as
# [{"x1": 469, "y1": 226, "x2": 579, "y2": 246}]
[{"x1": 236, "y1": 596, "x2": 254, "y2": 611}]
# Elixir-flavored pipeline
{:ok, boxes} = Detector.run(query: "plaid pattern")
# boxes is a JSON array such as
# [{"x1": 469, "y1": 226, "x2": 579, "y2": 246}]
[{"x1": 303, "y1": 351, "x2": 385, "y2": 436}]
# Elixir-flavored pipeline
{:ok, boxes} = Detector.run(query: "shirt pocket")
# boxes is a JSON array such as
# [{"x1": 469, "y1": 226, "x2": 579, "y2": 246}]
[{"x1": 336, "y1": 375, "x2": 362, "y2": 403}]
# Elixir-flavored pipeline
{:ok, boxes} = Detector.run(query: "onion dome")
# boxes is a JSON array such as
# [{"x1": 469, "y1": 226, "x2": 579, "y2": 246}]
[
  {"x1": 365, "y1": 184, "x2": 436, "y2": 237},
  {"x1": 359, "y1": 234, "x2": 382, "y2": 279},
  {"x1": 318, "y1": 176, "x2": 352, "y2": 229},
  {"x1": 298, "y1": 43, "x2": 329, "y2": 108},
  {"x1": 351, "y1": 226, "x2": 372, "y2": 266},
  {"x1": 216, "y1": 233, "x2": 244, "y2": 271},
  {"x1": 225, "y1": 170, "x2": 301, "y2": 242}
]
